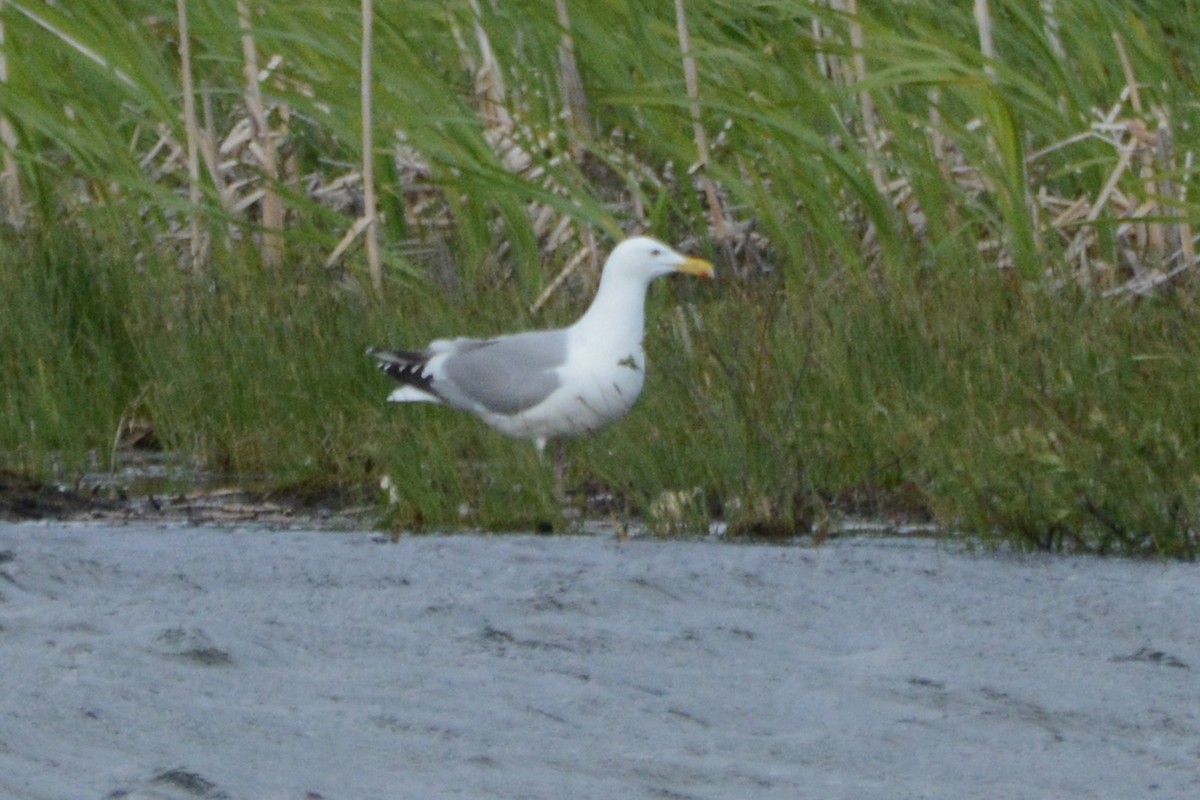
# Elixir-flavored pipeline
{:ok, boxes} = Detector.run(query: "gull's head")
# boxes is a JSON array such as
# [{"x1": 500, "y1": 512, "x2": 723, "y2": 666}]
[{"x1": 604, "y1": 236, "x2": 714, "y2": 283}]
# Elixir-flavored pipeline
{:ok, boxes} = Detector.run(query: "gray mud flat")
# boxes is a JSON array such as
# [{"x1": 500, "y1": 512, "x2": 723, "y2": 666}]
[{"x1": 1, "y1": 523, "x2": 1197, "y2": 799}]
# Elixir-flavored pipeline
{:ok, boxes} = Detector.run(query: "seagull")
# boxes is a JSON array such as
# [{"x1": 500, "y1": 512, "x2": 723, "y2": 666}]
[{"x1": 367, "y1": 236, "x2": 714, "y2": 494}]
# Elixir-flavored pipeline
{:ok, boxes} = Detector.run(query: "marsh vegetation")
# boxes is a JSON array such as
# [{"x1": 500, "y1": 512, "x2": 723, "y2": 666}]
[{"x1": 1, "y1": 0, "x2": 1198, "y2": 554}]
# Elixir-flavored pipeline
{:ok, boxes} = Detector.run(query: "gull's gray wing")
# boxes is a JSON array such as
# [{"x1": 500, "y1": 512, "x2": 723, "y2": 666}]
[{"x1": 439, "y1": 330, "x2": 567, "y2": 415}]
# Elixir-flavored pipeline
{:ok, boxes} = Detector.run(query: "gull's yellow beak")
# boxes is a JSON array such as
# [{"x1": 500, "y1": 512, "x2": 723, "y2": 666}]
[{"x1": 676, "y1": 255, "x2": 715, "y2": 279}]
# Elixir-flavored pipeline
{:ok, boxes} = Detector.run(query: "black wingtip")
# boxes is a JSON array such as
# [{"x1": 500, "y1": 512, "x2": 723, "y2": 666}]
[{"x1": 365, "y1": 347, "x2": 436, "y2": 393}]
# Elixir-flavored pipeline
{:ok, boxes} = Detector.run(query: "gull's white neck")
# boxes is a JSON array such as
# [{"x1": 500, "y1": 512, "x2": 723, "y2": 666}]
[{"x1": 571, "y1": 269, "x2": 653, "y2": 348}]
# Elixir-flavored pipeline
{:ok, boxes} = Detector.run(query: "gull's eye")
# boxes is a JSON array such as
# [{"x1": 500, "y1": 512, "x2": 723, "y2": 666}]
[{"x1": 651, "y1": 248, "x2": 662, "y2": 256}]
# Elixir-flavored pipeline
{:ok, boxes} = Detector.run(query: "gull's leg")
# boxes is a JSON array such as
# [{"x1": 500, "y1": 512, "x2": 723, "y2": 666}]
[
  {"x1": 553, "y1": 439, "x2": 567, "y2": 505},
  {"x1": 534, "y1": 438, "x2": 570, "y2": 514},
  {"x1": 535, "y1": 438, "x2": 564, "y2": 504}
]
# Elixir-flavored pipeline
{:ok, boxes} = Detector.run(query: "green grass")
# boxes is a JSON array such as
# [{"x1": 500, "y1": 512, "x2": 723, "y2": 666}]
[
  {"x1": 3, "y1": 220, "x2": 1200, "y2": 554},
  {"x1": 2, "y1": 1, "x2": 1200, "y2": 554}
]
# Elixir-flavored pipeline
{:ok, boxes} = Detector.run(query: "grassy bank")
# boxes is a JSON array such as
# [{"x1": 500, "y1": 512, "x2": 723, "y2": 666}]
[
  {"x1": 4, "y1": 222, "x2": 1198, "y2": 555},
  {"x1": 1, "y1": 1, "x2": 1199, "y2": 554}
]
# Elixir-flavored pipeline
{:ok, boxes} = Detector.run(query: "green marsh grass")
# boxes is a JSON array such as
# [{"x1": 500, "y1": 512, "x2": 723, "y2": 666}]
[{"x1": 2, "y1": 1, "x2": 1200, "y2": 554}]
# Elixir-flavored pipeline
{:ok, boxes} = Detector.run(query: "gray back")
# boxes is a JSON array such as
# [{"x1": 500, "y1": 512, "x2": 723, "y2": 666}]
[{"x1": 441, "y1": 331, "x2": 567, "y2": 415}]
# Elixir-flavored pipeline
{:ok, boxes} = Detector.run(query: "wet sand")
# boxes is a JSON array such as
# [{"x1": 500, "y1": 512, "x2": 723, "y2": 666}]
[{"x1": 1, "y1": 522, "x2": 1197, "y2": 799}]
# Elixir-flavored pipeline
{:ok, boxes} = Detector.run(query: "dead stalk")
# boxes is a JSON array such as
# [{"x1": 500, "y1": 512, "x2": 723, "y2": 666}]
[
  {"x1": 674, "y1": 0, "x2": 726, "y2": 241},
  {"x1": 198, "y1": 85, "x2": 225, "y2": 205},
  {"x1": 1181, "y1": 150, "x2": 1195, "y2": 268},
  {"x1": 360, "y1": 0, "x2": 382, "y2": 292},
  {"x1": 846, "y1": 0, "x2": 886, "y2": 195},
  {"x1": 237, "y1": 1, "x2": 284, "y2": 270},
  {"x1": 1041, "y1": 0, "x2": 1064, "y2": 59},
  {"x1": 529, "y1": 232, "x2": 597, "y2": 315},
  {"x1": 810, "y1": 11, "x2": 830, "y2": 82},
  {"x1": 1112, "y1": 32, "x2": 1142, "y2": 115},
  {"x1": 0, "y1": 4, "x2": 24, "y2": 225},
  {"x1": 1111, "y1": 32, "x2": 1172, "y2": 260},
  {"x1": 974, "y1": 0, "x2": 996, "y2": 77},
  {"x1": 467, "y1": 0, "x2": 508, "y2": 128},
  {"x1": 176, "y1": 0, "x2": 204, "y2": 272},
  {"x1": 555, "y1": 0, "x2": 590, "y2": 156}
]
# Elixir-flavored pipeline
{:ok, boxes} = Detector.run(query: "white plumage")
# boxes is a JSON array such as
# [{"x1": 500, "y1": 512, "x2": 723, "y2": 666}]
[{"x1": 367, "y1": 236, "x2": 713, "y2": 478}]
